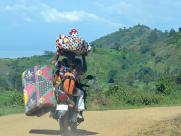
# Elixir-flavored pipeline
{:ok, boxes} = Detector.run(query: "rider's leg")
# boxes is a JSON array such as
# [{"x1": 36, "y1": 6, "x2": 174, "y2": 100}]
[
  {"x1": 75, "y1": 88, "x2": 85, "y2": 121},
  {"x1": 76, "y1": 88, "x2": 85, "y2": 111}
]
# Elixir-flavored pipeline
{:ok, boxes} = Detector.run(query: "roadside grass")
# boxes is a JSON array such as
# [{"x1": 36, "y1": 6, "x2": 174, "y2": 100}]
[
  {"x1": 0, "y1": 87, "x2": 181, "y2": 116},
  {"x1": 86, "y1": 84, "x2": 181, "y2": 111},
  {"x1": 0, "y1": 91, "x2": 24, "y2": 116},
  {"x1": 0, "y1": 106, "x2": 24, "y2": 116}
]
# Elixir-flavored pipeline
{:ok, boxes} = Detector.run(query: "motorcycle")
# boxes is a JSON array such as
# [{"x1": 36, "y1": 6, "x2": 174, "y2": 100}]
[{"x1": 51, "y1": 82, "x2": 91, "y2": 136}]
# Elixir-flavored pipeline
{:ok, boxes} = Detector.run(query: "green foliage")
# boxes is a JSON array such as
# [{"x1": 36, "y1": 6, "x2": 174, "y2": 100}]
[
  {"x1": 156, "y1": 78, "x2": 173, "y2": 95},
  {"x1": 44, "y1": 50, "x2": 54, "y2": 56},
  {"x1": 148, "y1": 30, "x2": 158, "y2": 43},
  {"x1": 0, "y1": 77, "x2": 9, "y2": 90},
  {"x1": 135, "y1": 67, "x2": 157, "y2": 84},
  {"x1": 0, "y1": 54, "x2": 53, "y2": 91},
  {"x1": 169, "y1": 28, "x2": 176, "y2": 36},
  {"x1": 106, "y1": 85, "x2": 162, "y2": 105},
  {"x1": 107, "y1": 70, "x2": 118, "y2": 83},
  {"x1": 0, "y1": 90, "x2": 24, "y2": 116},
  {"x1": 9, "y1": 91, "x2": 24, "y2": 106},
  {"x1": 92, "y1": 24, "x2": 166, "y2": 49},
  {"x1": 0, "y1": 25, "x2": 181, "y2": 113},
  {"x1": 0, "y1": 91, "x2": 23, "y2": 106},
  {"x1": 155, "y1": 56, "x2": 163, "y2": 64},
  {"x1": 0, "y1": 91, "x2": 24, "y2": 115},
  {"x1": 87, "y1": 85, "x2": 163, "y2": 108},
  {"x1": 140, "y1": 46, "x2": 150, "y2": 54}
]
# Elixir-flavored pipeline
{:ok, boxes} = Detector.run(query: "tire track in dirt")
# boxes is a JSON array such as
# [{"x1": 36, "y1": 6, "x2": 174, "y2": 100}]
[{"x1": 0, "y1": 106, "x2": 181, "y2": 136}]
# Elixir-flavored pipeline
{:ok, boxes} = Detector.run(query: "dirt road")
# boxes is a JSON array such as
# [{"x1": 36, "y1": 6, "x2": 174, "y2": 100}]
[{"x1": 0, "y1": 106, "x2": 181, "y2": 136}]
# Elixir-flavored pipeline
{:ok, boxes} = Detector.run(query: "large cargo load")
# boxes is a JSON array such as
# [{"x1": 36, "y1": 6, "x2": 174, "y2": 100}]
[
  {"x1": 56, "y1": 34, "x2": 91, "y2": 56},
  {"x1": 22, "y1": 65, "x2": 57, "y2": 116}
]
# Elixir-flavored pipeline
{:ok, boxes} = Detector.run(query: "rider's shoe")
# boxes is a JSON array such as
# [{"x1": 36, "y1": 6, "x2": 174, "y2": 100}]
[
  {"x1": 77, "y1": 112, "x2": 84, "y2": 123},
  {"x1": 77, "y1": 117, "x2": 84, "y2": 123}
]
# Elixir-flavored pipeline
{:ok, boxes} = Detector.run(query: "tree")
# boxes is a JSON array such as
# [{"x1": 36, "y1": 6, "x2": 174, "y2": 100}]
[
  {"x1": 107, "y1": 70, "x2": 118, "y2": 83},
  {"x1": 140, "y1": 46, "x2": 150, "y2": 54},
  {"x1": 156, "y1": 78, "x2": 173, "y2": 95},
  {"x1": 0, "y1": 77, "x2": 9, "y2": 90},
  {"x1": 179, "y1": 28, "x2": 181, "y2": 32},
  {"x1": 135, "y1": 67, "x2": 155, "y2": 83},
  {"x1": 44, "y1": 51, "x2": 54, "y2": 56},
  {"x1": 8, "y1": 70, "x2": 22, "y2": 91},
  {"x1": 113, "y1": 42, "x2": 120, "y2": 51},
  {"x1": 169, "y1": 28, "x2": 176, "y2": 36},
  {"x1": 148, "y1": 31, "x2": 158, "y2": 43}
]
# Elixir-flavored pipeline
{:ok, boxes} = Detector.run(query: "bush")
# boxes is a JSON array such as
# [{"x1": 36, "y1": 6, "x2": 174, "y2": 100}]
[
  {"x1": 148, "y1": 30, "x2": 158, "y2": 43},
  {"x1": 140, "y1": 46, "x2": 150, "y2": 54},
  {"x1": 105, "y1": 85, "x2": 162, "y2": 105},
  {"x1": 135, "y1": 67, "x2": 156, "y2": 83},
  {"x1": 176, "y1": 77, "x2": 181, "y2": 84},
  {"x1": 92, "y1": 96, "x2": 108, "y2": 105},
  {"x1": 9, "y1": 91, "x2": 24, "y2": 106},
  {"x1": 126, "y1": 91, "x2": 161, "y2": 105},
  {"x1": 155, "y1": 56, "x2": 163, "y2": 63},
  {"x1": 155, "y1": 78, "x2": 173, "y2": 95}
]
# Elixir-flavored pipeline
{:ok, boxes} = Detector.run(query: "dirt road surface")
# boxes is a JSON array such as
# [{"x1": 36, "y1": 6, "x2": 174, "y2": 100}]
[{"x1": 0, "y1": 106, "x2": 181, "y2": 136}]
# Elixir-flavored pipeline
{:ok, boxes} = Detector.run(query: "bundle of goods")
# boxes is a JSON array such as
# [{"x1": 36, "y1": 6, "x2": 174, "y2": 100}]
[
  {"x1": 22, "y1": 65, "x2": 57, "y2": 116},
  {"x1": 55, "y1": 34, "x2": 91, "y2": 56}
]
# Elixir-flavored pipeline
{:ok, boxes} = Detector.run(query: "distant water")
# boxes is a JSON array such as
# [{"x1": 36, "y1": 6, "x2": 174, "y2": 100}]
[{"x1": 0, "y1": 50, "x2": 45, "y2": 58}]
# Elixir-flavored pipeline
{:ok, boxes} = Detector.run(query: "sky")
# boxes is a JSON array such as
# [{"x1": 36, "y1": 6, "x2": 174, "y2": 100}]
[{"x1": 0, "y1": 0, "x2": 181, "y2": 58}]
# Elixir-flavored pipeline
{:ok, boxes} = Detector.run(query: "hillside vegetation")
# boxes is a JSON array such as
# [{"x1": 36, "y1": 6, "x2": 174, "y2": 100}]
[{"x1": 0, "y1": 25, "x2": 181, "y2": 114}]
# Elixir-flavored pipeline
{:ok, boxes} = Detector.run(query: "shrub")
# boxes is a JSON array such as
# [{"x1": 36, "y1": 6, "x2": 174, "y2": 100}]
[
  {"x1": 150, "y1": 51, "x2": 156, "y2": 56},
  {"x1": 155, "y1": 56, "x2": 163, "y2": 63},
  {"x1": 9, "y1": 91, "x2": 24, "y2": 106},
  {"x1": 140, "y1": 46, "x2": 150, "y2": 54},
  {"x1": 135, "y1": 67, "x2": 156, "y2": 83},
  {"x1": 106, "y1": 85, "x2": 162, "y2": 105},
  {"x1": 176, "y1": 77, "x2": 181, "y2": 84},
  {"x1": 93, "y1": 96, "x2": 108, "y2": 105},
  {"x1": 148, "y1": 30, "x2": 158, "y2": 43},
  {"x1": 155, "y1": 78, "x2": 173, "y2": 95},
  {"x1": 125, "y1": 90, "x2": 161, "y2": 105}
]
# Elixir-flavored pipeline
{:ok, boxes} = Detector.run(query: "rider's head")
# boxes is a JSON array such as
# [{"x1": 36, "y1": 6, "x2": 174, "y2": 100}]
[
  {"x1": 69, "y1": 28, "x2": 78, "y2": 37},
  {"x1": 64, "y1": 51, "x2": 76, "y2": 60}
]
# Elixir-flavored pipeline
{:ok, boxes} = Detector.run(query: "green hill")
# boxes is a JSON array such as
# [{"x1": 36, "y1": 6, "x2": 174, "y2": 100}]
[
  {"x1": 92, "y1": 25, "x2": 167, "y2": 48},
  {"x1": 0, "y1": 24, "x2": 181, "y2": 91},
  {"x1": 0, "y1": 25, "x2": 181, "y2": 112},
  {"x1": 91, "y1": 25, "x2": 181, "y2": 83}
]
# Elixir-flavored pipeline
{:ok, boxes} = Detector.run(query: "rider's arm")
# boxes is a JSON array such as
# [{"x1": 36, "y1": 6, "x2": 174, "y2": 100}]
[
  {"x1": 51, "y1": 52, "x2": 59, "y2": 65},
  {"x1": 81, "y1": 55, "x2": 87, "y2": 73},
  {"x1": 52, "y1": 48, "x2": 64, "y2": 65}
]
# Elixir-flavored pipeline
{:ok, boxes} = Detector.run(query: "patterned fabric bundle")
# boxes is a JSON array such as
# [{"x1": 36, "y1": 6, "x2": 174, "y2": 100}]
[
  {"x1": 22, "y1": 65, "x2": 57, "y2": 116},
  {"x1": 56, "y1": 34, "x2": 91, "y2": 56}
]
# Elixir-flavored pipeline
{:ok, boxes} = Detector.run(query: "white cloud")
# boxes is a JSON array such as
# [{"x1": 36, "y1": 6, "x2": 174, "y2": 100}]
[
  {"x1": 40, "y1": 9, "x2": 84, "y2": 22},
  {"x1": 1, "y1": 2, "x2": 122, "y2": 28},
  {"x1": 40, "y1": 6, "x2": 122, "y2": 27},
  {"x1": 1, "y1": 3, "x2": 37, "y2": 23},
  {"x1": 95, "y1": 0, "x2": 181, "y2": 29}
]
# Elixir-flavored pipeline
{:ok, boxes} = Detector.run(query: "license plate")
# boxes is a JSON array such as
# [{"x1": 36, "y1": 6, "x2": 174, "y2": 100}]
[{"x1": 56, "y1": 104, "x2": 68, "y2": 111}]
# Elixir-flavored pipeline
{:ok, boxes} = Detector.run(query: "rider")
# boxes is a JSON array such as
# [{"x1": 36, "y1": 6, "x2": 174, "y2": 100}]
[{"x1": 51, "y1": 29, "x2": 87, "y2": 121}]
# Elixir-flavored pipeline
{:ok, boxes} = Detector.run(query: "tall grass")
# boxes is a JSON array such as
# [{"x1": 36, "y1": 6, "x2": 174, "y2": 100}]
[{"x1": 0, "y1": 91, "x2": 24, "y2": 116}]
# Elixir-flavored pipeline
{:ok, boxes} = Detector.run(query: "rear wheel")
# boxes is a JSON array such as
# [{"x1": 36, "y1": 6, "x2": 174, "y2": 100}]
[
  {"x1": 70, "y1": 122, "x2": 77, "y2": 132},
  {"x1": 59, "y1": 116, "x2": 78, "y2": 136}
]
